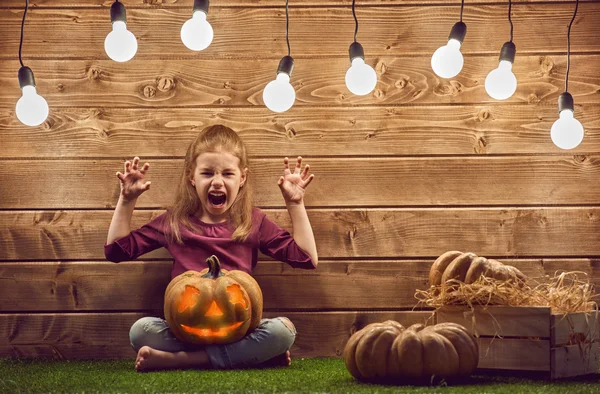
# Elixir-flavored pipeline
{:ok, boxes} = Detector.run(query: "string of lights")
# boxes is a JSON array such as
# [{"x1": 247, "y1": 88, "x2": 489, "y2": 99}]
[{"x1": 15, "y1": 0, "x2": 586, "y2": 149}]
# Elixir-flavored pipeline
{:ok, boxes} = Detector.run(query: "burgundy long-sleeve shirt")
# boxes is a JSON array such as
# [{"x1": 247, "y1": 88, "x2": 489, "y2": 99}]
[{"x1": 104, "y1": 208, "x2": 315, "y2": 278}]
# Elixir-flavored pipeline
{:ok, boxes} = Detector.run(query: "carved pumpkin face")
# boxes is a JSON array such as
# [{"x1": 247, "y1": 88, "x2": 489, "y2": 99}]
[{"x1": 164, "y1": 255, "x2": 263, "y2": 345}]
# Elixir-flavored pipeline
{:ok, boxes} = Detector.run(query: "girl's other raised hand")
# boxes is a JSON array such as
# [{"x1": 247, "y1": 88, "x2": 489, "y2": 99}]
[
  {"x1": 116, "y1": 157, "x2": 151, "y2": 202},
  {"x1": 278, "y1": 156, "x2": 314, "y2": 204}
]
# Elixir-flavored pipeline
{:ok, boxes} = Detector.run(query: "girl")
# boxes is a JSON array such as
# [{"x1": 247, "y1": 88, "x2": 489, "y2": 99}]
[{"x1": 105, "y1": 125, "x2": 318, "y2": 372}]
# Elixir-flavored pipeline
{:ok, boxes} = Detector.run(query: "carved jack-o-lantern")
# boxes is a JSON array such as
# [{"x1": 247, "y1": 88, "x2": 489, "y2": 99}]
[{"x1": 164, "y1": 255, "x2": 263, "y2": 345}]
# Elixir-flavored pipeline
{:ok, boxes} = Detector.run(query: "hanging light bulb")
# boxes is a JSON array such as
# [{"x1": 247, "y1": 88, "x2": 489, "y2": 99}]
[
  {"x1": 105, "y1": 0, "x2": 138, "y2": 62},
  {"x1": 15, "y1": 0, "x2": 48, "y2": 127},
  {"x1": 431, "y1": 21, "x2": 466, "y2": 79},
  {"x1": 551, "y1": 0, "x2": 583, "y2": 150},
  {"x1": 263, "y1": 0, "x2": 295, "y2": 113},
  {"x1": 181, "y1": 0, "x2": 214, "y2": 51},
  {"x1": 485, "y1": 0, "x2": 517, "y2": 100},
  {"x1": 345, "y1": 0, "x2": 377, "y2": 96},
  {"x1": 263, "y1": 56, "x2": 295, "y2": 113},
  {"x1": 16, "y1": 67, "x2": 49, "y2": 127},
  {"x1": 485, "y1": 42, "x2": 517, "y2": 100},
  {"x1": 346, "y1": 54, "x2": 377, "y2": 96},
  {"x1": 551, "y1": 95, "x2": 584, "y2": 150}
]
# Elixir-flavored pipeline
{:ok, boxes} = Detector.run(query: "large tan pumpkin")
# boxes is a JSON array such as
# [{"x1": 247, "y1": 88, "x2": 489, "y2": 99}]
[
  {"x1": 429, "y1": 251, "x2": 526, "y2": 286},
  {"x1": 164, "y1": 255, "x2": 263, "y2": 345},
  {"x1": 344, "y1": 320, "x2": 479, "y2": 382}
]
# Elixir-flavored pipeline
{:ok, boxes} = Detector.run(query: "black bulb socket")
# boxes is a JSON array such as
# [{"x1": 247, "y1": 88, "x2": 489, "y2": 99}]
[
  {"x1": 276, "y1": 56, "x2": 294, "y2": 78},
  {"x1": 193, "y1": 0, "x2": 210, "y2": 15},
  {"x1": 18, "y1": 66, "x2": 36, "y2": 89},
  {"x1": 448, "y1": 21, "x2": 467, "y2": 44},
  {"x1": 558, "y1": 92, "x2": 575, "y2": 113},
  {"x1": 499, "y1": 41, "x2": 516, "y2": 64},
  {"x1": 349, "y1": 41, "x2": 365, "y2": 62},
  {"x1": 110, "y1": 1, "x2": 127, "y2": 24}
]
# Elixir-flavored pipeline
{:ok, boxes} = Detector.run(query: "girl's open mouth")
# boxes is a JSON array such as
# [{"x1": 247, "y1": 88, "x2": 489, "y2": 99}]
[{"x1": 208, "y1": 191, "x2": 227, "y2": 208}]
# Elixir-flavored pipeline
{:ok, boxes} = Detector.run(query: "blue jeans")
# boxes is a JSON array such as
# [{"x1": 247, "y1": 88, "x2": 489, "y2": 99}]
[{"x1": 129, "y1": 316, "x2": 296, "y2": 369}]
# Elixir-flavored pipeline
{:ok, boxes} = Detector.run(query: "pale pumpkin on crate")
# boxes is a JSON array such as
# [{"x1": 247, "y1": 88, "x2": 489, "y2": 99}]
[
  {"x1": 426, "y1": 251, "x2": 600, "y2": 379},
  {"x1": 429, "y1": 251, "x2": 526, "y2": 286}
]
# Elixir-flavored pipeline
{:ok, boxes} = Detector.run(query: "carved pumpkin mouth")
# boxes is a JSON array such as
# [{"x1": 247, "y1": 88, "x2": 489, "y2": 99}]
[{"x1": 181, "y1": 321, "x2": 245, "y2": 337}]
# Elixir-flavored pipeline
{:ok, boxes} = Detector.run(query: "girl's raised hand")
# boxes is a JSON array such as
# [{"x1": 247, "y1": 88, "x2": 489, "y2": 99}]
[
  {"x1": 278, "y1": 156, "x2": 314, "y2": 204},
  {"x1": 116, "y1": 157, "x2": 151, "y2": 202}
]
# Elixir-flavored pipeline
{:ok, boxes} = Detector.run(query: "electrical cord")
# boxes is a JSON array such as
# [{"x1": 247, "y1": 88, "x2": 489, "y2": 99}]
[
  {"x1": 285, "y1": 0, "x2": 290, "y2": 57},
  {"x1": 566, "y1": 0, "x2": 579, "y2": 92},
  {"x1": 352, "y1": 0, "x2": 358, "y2": 43},
  {"x1": 19, "y1": 0, "x2": 29, "y2": 67},
  {"x1": 508, "y1": 0, "x2": 513, "y2": 42}
]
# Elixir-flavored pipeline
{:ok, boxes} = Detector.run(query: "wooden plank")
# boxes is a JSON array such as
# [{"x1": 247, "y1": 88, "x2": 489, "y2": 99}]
[
  {"x1": 436, "y1": 306, "x2": 552, "y2": 338},
  {"x1": 0, "y1": 260, "x2": 429, "y2": 311},
  {"x1": 1, "y1": 259, "x2": 595, "y2": 312},
  {"x1": 0, "y1": 311, "x2": 434, "y2": 359},
  {"x1": 551, "y1": 311, "x2": 600, "y2": 346},
  {"x1": 2, "y1": 1, "x2": 594, "y2": 8},
  {"x1": 4, "y1": 208, "x2": 600, "y2": 260},
  {"x1": 1, "y1": 105, "x2": 600, "y2": 157},
  {"x1": 4, "y1": 157, "x2": 600, "y2": 209},
  {"x1": 1, "y1": 5, "x2": 599, "y2": 59},
  {"x1": 2, "y1": 55, "x2": 600, "y2": 109},
  {"x1": 551, "y1": 342, "x2": 600, "y2": 378},
  {"x1": 477, "y1": 338, "x2": 550, "y2": 371}
]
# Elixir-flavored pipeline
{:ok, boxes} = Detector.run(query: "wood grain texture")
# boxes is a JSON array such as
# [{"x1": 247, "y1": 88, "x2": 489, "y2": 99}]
[
  {"x1": 551, "y1": 311, "x2": 600, "y2": 346},
  {"x1": 477, "y1": 338, "x2": 551, "y2": 370},
  {"x1": 2, "y1": 1, "x2": 594, "y2": 8},
  {"x1": 1, "y1": 5, "x2": 599, "y2": 59},
  {"x1": 551, "y1": 343, "x2": 600, "y2": 378},
  {"x1": 3, "y1": 209, "x2": 600, "y2": 260},
  {"x1": 1, "y1": 105, "x2": 600, "y2": 157},
  {"x1": 0, "y1": 258, "x2": 596, "y2": 312},
  {"x1": 2, "y1": 0, "x2": 600, "y2": 363},
  {"x1": 3, "y1": 157, "x2": 600, "y2": 208},
  {"x1": 0, "y1": 260, "x2": 428, "y2": 311},
  {"x1": 0, "y1": 310, "x2": 434, "y2": 359},
  {"x1": 437, "y1": 306, "x2": 552, "y2": 338},
  {"x1": 1, "y1": 55, "x2": 600, "y2": 109}
]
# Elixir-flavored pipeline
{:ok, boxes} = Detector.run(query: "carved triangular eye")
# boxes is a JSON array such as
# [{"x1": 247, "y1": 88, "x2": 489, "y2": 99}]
[{"x1": 178, "y1": 285, "x2": 201, "y2": 313}]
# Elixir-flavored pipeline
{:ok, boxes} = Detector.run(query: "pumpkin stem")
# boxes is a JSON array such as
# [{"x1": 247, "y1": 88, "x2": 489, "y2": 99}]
[{"x1": 202, "y1": 255, "x2": 224, "y2": 279}]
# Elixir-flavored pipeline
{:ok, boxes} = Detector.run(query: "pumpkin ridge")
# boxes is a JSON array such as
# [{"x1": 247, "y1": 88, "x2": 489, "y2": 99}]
[{"x1": 344, "y1": 320, "x2": 478, "y2": 383}]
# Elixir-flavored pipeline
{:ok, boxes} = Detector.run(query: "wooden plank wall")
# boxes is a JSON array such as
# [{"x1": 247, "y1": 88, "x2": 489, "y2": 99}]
[{"x1": 1, "y1": 0, "x2": 599, "y2": 360}]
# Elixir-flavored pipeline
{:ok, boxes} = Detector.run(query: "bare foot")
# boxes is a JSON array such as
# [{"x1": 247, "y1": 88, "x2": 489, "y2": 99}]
[
  {"x1": 256, "y1": 350, "x2": 292, "y2": 368},
  {"x1": 135, "y1": 346, "x2": 211, "y2": 372}
]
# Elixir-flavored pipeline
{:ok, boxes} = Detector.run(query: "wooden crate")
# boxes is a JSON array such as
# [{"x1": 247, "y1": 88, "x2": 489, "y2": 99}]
[{"x1": 436, "y1": 306, "x2": 600, "y2": 379}]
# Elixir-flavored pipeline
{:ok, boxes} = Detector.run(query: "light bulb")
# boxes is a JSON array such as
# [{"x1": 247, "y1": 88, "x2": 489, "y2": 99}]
[
  {"x1": 263, "y1": 73, "x2": 295, "y2": 113},
  {"x1": 346, "y1": 58, "x2": 377, "y2": 96},
  {"x1": 16, "y1": 85, "x2": 49, "y2": 127},
  {"x1": 181, "y1": 11, "x2": 213, "y2": 51},
  {"x1": 485, "y1": 60, "x2": 517, "y2": 100},
  {"x1": 105, "y1": 21, "x2": 137, "y2": 62},
  {"x1": 551, "y1": 110, "x2": 584, "y2": 150},
  {"x1": 431, "y1": 39, "x2": 464, "y2": 79}
]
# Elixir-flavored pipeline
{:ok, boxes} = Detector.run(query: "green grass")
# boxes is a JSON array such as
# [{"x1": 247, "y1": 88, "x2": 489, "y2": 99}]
[{"x1": 1, "y1": 357, "x2": 599, "y2": 394}]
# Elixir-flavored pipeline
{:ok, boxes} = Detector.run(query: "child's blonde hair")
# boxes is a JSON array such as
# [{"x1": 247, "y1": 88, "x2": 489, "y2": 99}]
[{"x1": 167, "y1": 125, "x2": 253, "y2": 244}]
